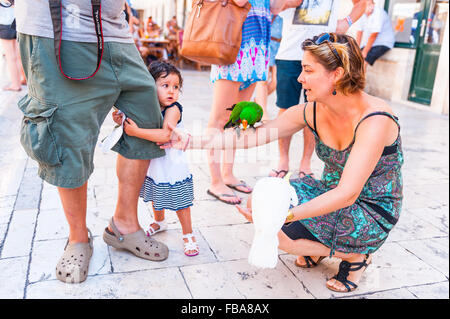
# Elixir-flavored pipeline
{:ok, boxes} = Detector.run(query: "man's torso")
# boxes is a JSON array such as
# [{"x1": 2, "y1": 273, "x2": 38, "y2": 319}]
[
  {"x1": 276, "y1": 0, "x2": 340, "y2": 61},
  {"x1": 15, "y1": 0, "x2": 133, "y2": 43}
]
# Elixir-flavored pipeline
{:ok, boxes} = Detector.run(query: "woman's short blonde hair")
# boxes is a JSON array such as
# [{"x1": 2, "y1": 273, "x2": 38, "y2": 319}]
[{"x1": 302, "y1": 33, "x2": 365, "y2": 95}]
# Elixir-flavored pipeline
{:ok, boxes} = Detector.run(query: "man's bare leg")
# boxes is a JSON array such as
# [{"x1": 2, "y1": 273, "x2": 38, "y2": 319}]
[
  {"x1": 58, "y1": 182, "x2": 89, "y2": 244},
  {"x1": 109, "y1": 154, "x2": 150, "y2": 234}
]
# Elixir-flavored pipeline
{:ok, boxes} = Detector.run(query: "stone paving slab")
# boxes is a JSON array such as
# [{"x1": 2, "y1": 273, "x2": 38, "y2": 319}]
[
  {"x1": 181, "y1": 259, "x2": 315, "y2": 299},
  {"x1": 406, "y1": 282, "x2": 450, "y2": 299},
  {"x1": 108, "y1": 229, "x2": 217, "y2": 273},
  {"x1": 25, "y1": 267, "x2": 192, "y2": 299},
  {"x1": 398, "y1": 237, "x2": 449, "y2": 278},
  {"x1": 0, "y1": 256, "x2": 29, "y2": 299},
  {"x1": 1, "y1": 209, "x2": 38, "y2": 259}
]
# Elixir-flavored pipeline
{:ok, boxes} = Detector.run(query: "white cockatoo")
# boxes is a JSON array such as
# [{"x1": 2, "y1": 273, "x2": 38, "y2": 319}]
[{"x1": 248, "y1": 173, "x2": 299, "y2": 268}]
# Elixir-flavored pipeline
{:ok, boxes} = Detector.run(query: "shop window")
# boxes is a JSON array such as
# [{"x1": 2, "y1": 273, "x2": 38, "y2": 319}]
[{"x1": 385, "y1": 0, "x2": 424, "y2": 47}]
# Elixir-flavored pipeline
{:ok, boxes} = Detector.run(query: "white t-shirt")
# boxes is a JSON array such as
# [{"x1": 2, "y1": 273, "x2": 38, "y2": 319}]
[
  {"x1": 0, "y1": 7, "x2": 15, "y2": 26},
  {"x1": 354, "y1": 5, "x2": 395, "y2": 49},
  {"x1": 276, "y1": 0, "x2": 340, "y2": 61}
]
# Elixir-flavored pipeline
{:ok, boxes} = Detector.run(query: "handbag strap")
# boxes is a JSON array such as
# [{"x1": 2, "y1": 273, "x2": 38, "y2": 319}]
[{"x1": 49, "y1": 0, "x2": 104, "y2": 81}]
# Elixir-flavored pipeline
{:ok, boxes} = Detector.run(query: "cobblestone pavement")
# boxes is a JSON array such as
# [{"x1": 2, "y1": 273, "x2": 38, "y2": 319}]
[{"x1": 0, "y1": 57, "x2": 448, "y2": 299}]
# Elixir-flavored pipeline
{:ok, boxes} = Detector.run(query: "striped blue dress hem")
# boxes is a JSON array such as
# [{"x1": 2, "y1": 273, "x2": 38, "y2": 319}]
[{"x1": 140, "y1": 174, "x2": 194, "y2": 211}]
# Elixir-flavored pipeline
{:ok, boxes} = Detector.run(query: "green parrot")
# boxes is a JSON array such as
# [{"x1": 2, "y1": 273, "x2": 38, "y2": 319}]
[{"x1": 223, "y1": 101, "x2": 264, "y2": 133}]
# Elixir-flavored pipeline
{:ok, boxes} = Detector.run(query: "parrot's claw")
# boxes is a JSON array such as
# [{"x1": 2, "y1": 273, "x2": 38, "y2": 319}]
[{"x1": 235, "y1": 126, "x2": 241, "y2": 139}]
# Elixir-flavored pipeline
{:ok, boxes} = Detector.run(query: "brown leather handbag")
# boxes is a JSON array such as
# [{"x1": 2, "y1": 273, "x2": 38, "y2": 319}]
[{"x1": 181, "y1": 0, "x2": 251, "y2": 65}]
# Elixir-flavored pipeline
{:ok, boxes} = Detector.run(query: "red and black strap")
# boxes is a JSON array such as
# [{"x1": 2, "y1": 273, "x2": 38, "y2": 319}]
[{"x1": 49, "y1": 0, "x2": 104, "y2": 80}]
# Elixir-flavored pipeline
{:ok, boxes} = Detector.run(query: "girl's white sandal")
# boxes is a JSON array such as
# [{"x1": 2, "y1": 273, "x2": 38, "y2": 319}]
[{"x1": 182, "y1": 233, "x2": 199, "y2": 257}]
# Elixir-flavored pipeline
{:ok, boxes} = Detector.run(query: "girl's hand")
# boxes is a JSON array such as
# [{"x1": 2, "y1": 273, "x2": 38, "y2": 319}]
[
  {"x1": 112, "y1": 110, "x2": 124, "y2": 125},
  {"x1": 235, "y1": 204, "x2": 253, "y2": 223},
  {"x1": 123, "y1": 118, "x2": 141, "y2": 137},
  {"x1": 159, "y1": 122, "x2": 191, "y2": 151}
]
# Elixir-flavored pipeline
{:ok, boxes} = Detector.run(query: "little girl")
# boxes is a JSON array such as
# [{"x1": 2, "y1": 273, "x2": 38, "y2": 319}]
[{"x1": 112, "y1": 60, "x2": 198, "y2": 256}]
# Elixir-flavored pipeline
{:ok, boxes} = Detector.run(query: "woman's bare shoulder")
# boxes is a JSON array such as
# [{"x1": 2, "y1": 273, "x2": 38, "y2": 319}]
[{"x1": 365, "y1": 95, "x2": 396, "y2": 117}]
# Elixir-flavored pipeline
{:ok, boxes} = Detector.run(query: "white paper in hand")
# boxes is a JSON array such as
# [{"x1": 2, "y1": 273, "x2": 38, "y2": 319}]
[{"x1": 99, "y1": 110, "x2": 126, "y2": 153}]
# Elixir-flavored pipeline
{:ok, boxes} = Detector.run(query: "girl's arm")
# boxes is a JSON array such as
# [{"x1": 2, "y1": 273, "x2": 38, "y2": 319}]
[
  {"x1": 288, "y1": 115, "x2": 398, "y2": 222},
  {"x1": 124, "y1": 106, "x2": 181, "y2": 144},
  {"x1": 175, "y1": 103, "x2": 307, "y2": 151}
]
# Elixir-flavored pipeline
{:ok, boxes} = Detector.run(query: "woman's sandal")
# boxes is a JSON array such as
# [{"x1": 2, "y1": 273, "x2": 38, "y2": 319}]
[
  {"x1": 56, "y1": 228, "x2": 93, "y2": 284},
  {"x1": 103, "y1": 217, "x2": 169, "y2": 261},
  {"x1": 295, "y1": 256, "x2": 326, "y2": 268},
  {"x1": 182, "y1": 233, "x2": 199, "y2": 257},
  {"x1": 326, "y1": 253, "x2": 371, "y2": 293},
  {"x1": 146, "y1": 220, "x2": 168, "y2": 237}
]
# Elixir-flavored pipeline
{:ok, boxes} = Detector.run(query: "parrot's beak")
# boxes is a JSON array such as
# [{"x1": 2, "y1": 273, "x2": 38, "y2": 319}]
[{"x1": 242, "y1": 119, "x2": 248, "y2": 131}]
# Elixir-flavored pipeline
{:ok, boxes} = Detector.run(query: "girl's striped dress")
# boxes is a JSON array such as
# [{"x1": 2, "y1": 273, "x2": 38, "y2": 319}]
[
  {"x1": 139, "y1": 102, "x2": 194, "y2": 211},
  {"x1": 210, "y1": 0, "x2": 271, "y2": 90}
]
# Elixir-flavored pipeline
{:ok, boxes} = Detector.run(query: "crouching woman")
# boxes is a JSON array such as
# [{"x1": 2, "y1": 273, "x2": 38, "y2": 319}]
[{"x1": 164, "y1": 33, "x2": 404, "y2": 293}]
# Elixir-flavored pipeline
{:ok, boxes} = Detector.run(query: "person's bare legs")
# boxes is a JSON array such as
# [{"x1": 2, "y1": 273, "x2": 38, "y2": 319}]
[
  {"x1": 267, "y1": 65, "x2": 277, "y2": 96},
  {"x1": 254, "y1": 81, "x2": 270, "y2": 122},
  {"x1": 298, "y1": 128, "x2": 315, "y2": 176},
  {"x1": 207, "y1": 80, "x2": 249, "y2": 203},
  {"x1": 57, "y1": 182, "x2": 89, "y2": 244},
  {"x1": 108, "y1": 154, "x2": 150, "y2": 234},
  {"x1": 221, "y1": 82, "x2": 256, "y2": 193},
  {"x1": 15, "y1": 42, "x2": 26, "y2": 85},
  {"x1": 269, "y1": 108, "x2": 291, "y2": 177},
  {"x1": 1, "y1": 39, "x2": 21, "y2": 91}
]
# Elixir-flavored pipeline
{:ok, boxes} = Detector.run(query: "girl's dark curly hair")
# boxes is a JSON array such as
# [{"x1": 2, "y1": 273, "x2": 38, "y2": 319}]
[{"x1": 148, "y1": 60, "x2": 183, "y2": 88}]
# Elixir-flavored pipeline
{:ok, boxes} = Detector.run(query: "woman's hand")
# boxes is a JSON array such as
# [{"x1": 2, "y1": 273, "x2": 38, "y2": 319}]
[
  {"x1": 123, "y1": 118, "x2": 141, "y2": 137},
  {"x1": 159, "y1": 122, "x2": 191, "y2": 151},
  {"x1": 235, "y1": 204, "x2": 253, "y2": 223},
  {"x1": 112, "y1": 110, "x2": 123, "y2": 126}
]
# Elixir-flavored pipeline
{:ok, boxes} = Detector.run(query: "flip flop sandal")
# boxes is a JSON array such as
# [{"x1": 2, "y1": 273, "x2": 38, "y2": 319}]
[
  {"x1": 298, "y1": 171, "x2": 315, "y2": 178},
  {"x1": 146, "y1": 220, "x2": 168, "y2": 237},
  {"x1": 294, "y1": 256, "x2": 326, "y2": 268},
  {"x1": 182, "y1": 233, "x2": 199, "y2": 257},
  {"x1": 326, "y1": 254, "x2": 371, "y2": 293},
  {"x1": 103, "y1": 218, "x2": 169, "y2": 261},
  {"x1": 207, "y1": 189, "x2": 241, "y2": 205},
  {"x1": 56, "y1": 228, "x2": 93, "y2": 284},
  {"x1": 226, "y1": 180, "x2": 253, "y2": 194},
  {"x1": 270, "y1": 169, "x2": 288, "y2": 178}
]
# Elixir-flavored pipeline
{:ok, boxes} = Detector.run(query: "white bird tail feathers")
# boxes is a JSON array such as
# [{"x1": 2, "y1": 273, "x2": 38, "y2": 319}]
[{"x1": 248, "y1": 231, "x2": 279, "y2": 269}]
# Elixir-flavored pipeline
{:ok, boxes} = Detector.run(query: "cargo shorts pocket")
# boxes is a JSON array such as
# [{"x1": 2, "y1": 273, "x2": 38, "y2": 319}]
[{"x1": 18, "y1": 95, "x2": 62, "y2": 167}]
